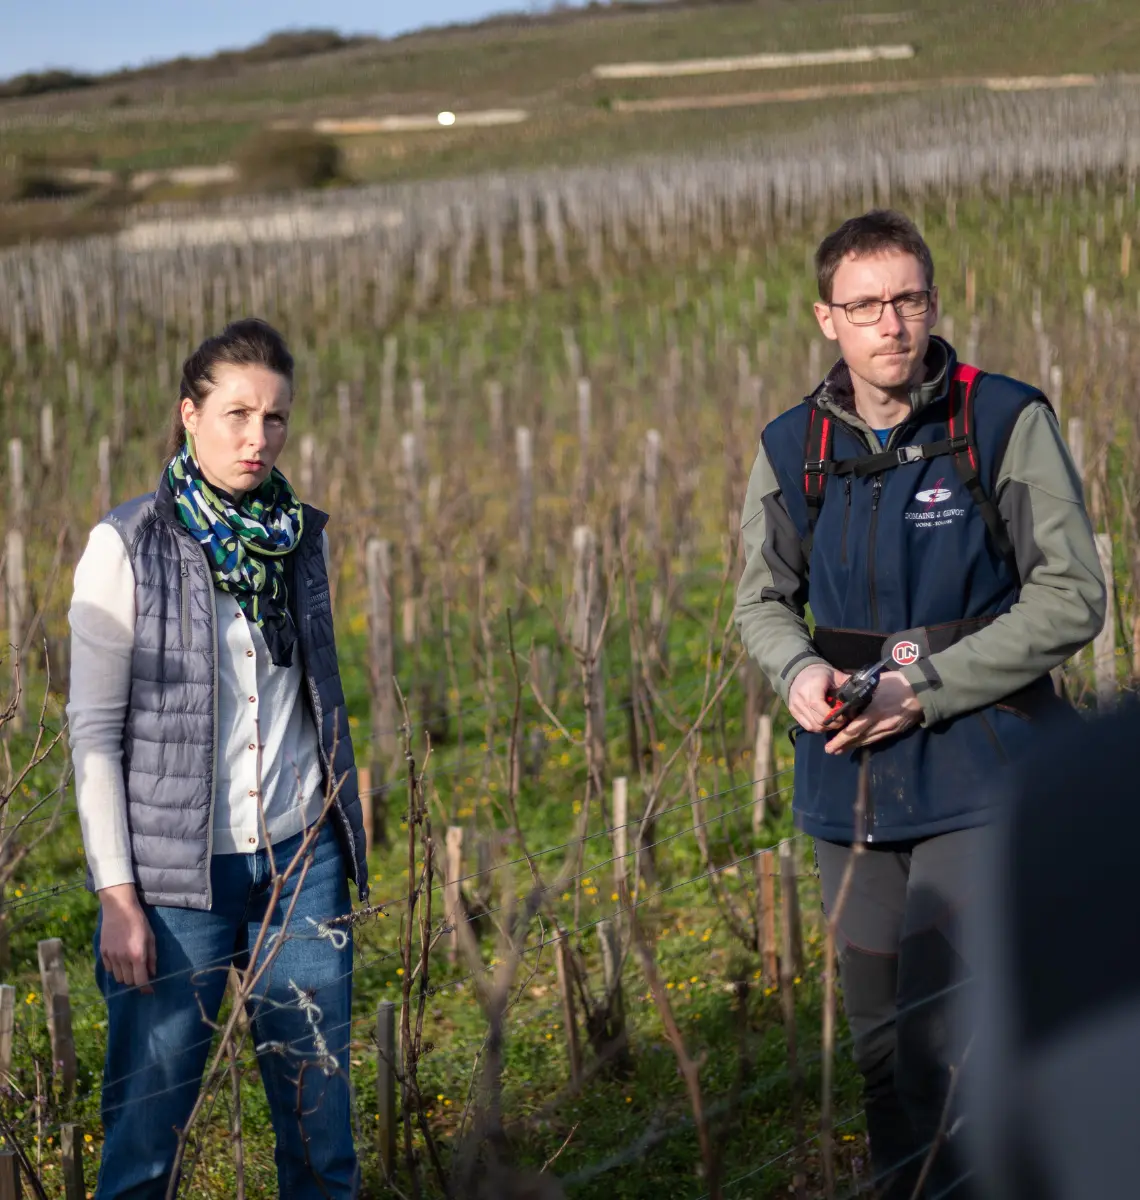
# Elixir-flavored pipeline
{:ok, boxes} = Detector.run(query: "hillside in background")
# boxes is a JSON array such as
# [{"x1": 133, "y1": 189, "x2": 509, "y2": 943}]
[
  {"x1": 1, "y1": 0, "x2": 1139, "y2": 245},
  {"x1": 4, "y1": 2, "x2": 1140, "y2": 1196}
]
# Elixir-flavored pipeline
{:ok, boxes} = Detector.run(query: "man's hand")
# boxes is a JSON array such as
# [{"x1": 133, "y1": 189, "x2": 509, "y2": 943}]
[
  {"x1": 824, "y1": 670, "x2": 924, "y2": 755},
  {"x1": 788, "y1": 663, "x2": 845, "y2": 733},
  {"x1": 99, "y1": 883, "x2": 156, "y2": 993}
]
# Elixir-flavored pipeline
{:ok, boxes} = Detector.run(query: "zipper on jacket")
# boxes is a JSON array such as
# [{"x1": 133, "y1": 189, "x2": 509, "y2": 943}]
[
  {"x1": 179, "y1": 560, "x2": 191, "y2": 649},
  {"x1": 840, "y1": 478, "x2": 852, "y2": 565},
  {"x1": 867, "y1": 477, "x2": 883, "y2": 628},
  {"x1": 864, "y1": 772, "x2": 875, "y2": 844},
  {"x1": 185, "y1": 539, "x2": 219, "y2": 911}
]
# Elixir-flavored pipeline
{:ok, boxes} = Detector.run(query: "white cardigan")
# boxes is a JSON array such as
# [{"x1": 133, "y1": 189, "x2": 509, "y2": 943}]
[{"x1": 67, "y1": 524, "x2": 328, "y2": 892}]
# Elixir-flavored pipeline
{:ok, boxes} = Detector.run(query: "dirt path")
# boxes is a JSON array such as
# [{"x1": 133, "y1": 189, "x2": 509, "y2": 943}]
[{"x1": 611, "y1": 73, "x2": 1102, "y2": 114}]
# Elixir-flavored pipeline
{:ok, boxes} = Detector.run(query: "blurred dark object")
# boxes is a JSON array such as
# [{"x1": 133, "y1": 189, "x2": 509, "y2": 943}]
[
  {"x1": 236, "y1": 130, "x2": 346, "y2": 193},
  {"x1": 969, "y1": 699, "x2": 1140, "y2": 1199}
]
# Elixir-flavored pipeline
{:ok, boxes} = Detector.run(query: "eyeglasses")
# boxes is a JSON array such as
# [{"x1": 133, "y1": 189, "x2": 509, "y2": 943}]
[{"x1": 829, "y1": 290, "x2": 933, "y2": 326}]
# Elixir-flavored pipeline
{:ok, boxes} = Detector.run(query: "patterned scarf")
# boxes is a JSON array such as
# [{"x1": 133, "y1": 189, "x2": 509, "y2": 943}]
[{"x1": 167, "y1": 444, "x2": 304, "y2": 668}]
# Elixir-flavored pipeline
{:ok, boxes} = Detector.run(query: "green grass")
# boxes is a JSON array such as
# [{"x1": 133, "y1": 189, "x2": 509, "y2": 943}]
[
  {"x1": 2, "y1": 165, "x2": 1138, "y2": 1194},
  {"x1": 4, "y1": 584, "x2": 864, "y2": 1197}
]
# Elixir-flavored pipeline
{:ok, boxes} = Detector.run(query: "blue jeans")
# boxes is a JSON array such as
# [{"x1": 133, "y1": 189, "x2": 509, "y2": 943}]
[{"x1": 94, "y1": 822, "x2": 358, "y2": 1199}]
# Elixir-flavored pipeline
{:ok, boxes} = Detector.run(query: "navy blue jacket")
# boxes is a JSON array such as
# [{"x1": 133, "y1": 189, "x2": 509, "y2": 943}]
[{"x1": 758, "y1": 338, "x2": 1072, "y2": 843}]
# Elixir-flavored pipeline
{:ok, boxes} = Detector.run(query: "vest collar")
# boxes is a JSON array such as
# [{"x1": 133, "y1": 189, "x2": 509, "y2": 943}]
[
  {"x1": 301, "y1": 503, "x2": 329, "y2": 546},
  {"x1": 811, "y1": 336, "x2": 956, "y2": 437},
  {"x1": 154, "y1": 466, "x2": 180, "y2": 531}
]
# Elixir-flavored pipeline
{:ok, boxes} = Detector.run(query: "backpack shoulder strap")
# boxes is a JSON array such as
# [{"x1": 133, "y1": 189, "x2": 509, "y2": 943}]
[
  {"x1": 802, "y1": 405, "x2": 834, "y2": 558},
  {"x1": 948, "y1": 364, "x2": 1018, "y2": 575}
]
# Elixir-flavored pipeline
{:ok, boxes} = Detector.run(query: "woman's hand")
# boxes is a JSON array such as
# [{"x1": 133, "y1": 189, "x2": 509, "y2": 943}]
[{"x1": 98, "y1": 884, "x2": 157, "y2": 993}]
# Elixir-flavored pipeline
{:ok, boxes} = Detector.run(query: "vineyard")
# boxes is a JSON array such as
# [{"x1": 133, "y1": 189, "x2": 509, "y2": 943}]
[{"x1": 2, "y1": 6, "x2": 1140, "y2": 1197}]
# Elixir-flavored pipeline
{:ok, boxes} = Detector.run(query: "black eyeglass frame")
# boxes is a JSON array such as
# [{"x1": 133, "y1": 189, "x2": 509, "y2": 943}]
[{"x1": 828, "y1": 289, "x2": 935, "y2": 326}]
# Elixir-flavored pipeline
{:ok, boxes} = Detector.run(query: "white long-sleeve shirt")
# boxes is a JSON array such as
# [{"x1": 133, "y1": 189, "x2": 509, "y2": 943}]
[{"x1": 67, "y1": 523, "x2": 328, "y2": 891}]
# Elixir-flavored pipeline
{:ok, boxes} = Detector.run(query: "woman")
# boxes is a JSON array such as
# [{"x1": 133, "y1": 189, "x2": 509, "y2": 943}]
[{"x1": 67, "y1": 318, "x2": 368, "y2": 1198}]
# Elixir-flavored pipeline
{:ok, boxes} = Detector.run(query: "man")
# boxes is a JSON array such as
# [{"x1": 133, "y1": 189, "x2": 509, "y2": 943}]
[{"x1": 734, "y1": 210, "x2": 1105, "y2": 1197}]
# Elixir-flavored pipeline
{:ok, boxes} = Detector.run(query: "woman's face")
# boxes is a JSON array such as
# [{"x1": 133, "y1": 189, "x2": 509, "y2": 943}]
[{"x1": 180, "y1": 364, "x2": 292, "y2": 498}]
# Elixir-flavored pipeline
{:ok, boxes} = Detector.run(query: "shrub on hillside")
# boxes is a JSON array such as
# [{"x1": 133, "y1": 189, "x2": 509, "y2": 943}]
[
  {"x1": 0, "y1": 69, "x2": 94, "y2": 101},
  {"x1": 235, "y1": 130, "x2": 346, "y2": 193},
  {"x1": 241, "y1": 30, "x2": 355, "y2": 63}
]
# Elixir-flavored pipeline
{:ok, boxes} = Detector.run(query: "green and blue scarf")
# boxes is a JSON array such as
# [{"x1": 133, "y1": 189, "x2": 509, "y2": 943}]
[{"x1": 167, "y1": 444, "x2": 304, "y2": 668}]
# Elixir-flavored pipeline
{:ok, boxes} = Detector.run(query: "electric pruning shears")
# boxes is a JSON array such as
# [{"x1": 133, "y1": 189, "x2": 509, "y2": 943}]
[{"x1": 822, "y1": 653, "x2": 896, "y2": 727}]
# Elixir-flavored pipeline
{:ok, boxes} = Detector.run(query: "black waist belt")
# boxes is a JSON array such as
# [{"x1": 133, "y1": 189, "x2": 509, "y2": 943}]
[
  {"x1": 813, "y1": 619, "x2": 1063, "y2": 722},
  {"x1": 813, "y1": 618, "x2": 996, "y2": 672}
]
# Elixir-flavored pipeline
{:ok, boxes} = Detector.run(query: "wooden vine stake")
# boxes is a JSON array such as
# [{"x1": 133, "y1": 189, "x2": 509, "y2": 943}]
[
  {"x1": 380, "y1": 335, "x2": 397, "y2": 436},
  {"x1": 97, "y1": 435, "x2": 112, "y2": 515},
  {"x1": 7, "y1": 440, "x2": 26, "y2": 716},
  {"x1": 1067, "y1": 417, "x2": 1086, "y2": 484},
  {"x1": 299, "y1": 433, "x2": 318, "y2": 500},
  {"x1": 778, "y1": 839, "x2": 805, "y2": 978},
  {"x1": 5, "y1": 530, "x2": 25, "y2": 731},
  {"x1": 357, "y1": 765, "x2": 374, "y2": 860},
  {"x1": 38, "y1": 938, "x2": 76, "y2": 1099},
  {"x1": 643, "y1": 430, "x2": 661, "y2": 556},
  {"x1": 61, "y1": 1123, "x2": 84, "y2": 1200},
  {"x1": 751, "y1": 715, "x2": 773, "y2": 834},
  {"x1": 445, "y1": 826, "x2": 464, "y2": 963},
  {"x1": 1094, "y1": 532, "x2": 1116, "y2": 708},
  {"x1": 571, "y1": 526, "x2": 607, "y2": 803},
  {"x1": 366, "y1": 535, "x2": 398, "y2": 774},
  {"x1": 112, "y1": 360, "x2": 126, "y2": 450},
  {"x1": 777, "y1": 842, "x2": 808, "y2": 1200},
  {"x1": 0, "y1": 1148, "x2": 18, "y2": 1200},
  {"x1": 411, "y1": 379, "x2": 427, "y2": 465},
  {"x1": 7, "y1": 440, "x2": 24, "y2": 530},
  {"x1": 553, "y1": 928, "x2": 582, "y2": 1087},
  {"x1": 755, "y1": 850, "x2": 778, "y2": 988},
  {"x1": 611, "y1": 776, "x2": 628, "y2": 898},
  {"x1": 376, "y1": 1000, "x2": 397, "y2": 1179},
  {"x1": 400, "y1": 432, "x2": 422, "y2": 646},
  {"x1": 576, "y1": 377, "x2": 592, "y2": 510},
  {"x1": 1049, "y1": 364, "x2": 1064, "y2": 427},
  {"x1": 0, "y1": 985, "x2": 13, "y2": 1090},
  {"x1": 487, "y1": 380, "x2": 504, "y2": 459},
  {"x1": 39, "y1": 406, "x2": 54, "y2": 468},
  {"x1": 515, "y1": 427, "x2": 533, "y2": 572},
  {"x1": 598, "y1": 918, "x2": 627, "y2": 1057}
]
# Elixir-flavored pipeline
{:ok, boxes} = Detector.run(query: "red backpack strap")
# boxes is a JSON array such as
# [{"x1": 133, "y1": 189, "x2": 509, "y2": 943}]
[
  {"x1": 948, "y1": 364, "x2": 1018, "y2": 574},
  {"x1": 802, "y1": 405, "x2": 834, "y2": 558}
]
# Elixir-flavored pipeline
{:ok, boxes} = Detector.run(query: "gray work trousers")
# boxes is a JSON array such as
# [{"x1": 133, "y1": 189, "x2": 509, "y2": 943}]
[{"x1": 816, "y1": 828, "x2": 983, "y2": 1200}]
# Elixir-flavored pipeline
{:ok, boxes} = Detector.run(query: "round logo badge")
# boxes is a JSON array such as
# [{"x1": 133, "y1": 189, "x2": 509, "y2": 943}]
[
  {"x1": 915, "y1": 487, "x2": 952, "y2": 504},
  {"x1": 892, "y1": 640, "x2": 920, "y2": 666}
]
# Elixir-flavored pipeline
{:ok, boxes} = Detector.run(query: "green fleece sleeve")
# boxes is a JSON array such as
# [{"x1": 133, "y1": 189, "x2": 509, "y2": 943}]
[
  {"x1": 734, "y1": 442, "x2": 828, "y2": 703},
  {"x1": 897, "y1": 401, "x2": 1106, "y2": 723}
]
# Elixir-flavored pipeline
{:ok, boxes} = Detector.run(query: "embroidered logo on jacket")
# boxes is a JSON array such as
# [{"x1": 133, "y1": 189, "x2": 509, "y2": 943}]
[
  {"x1": 915, "y1": 479, "x2": 952, "y2": 506},
  {"x1": 907, "y1": 477, "x2": 965, "y2": 529}
]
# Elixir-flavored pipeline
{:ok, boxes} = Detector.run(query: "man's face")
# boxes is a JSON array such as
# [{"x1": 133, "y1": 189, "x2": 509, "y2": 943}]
[{"x1": 813, "y1": 250, "x2": 938, "y2": 393}]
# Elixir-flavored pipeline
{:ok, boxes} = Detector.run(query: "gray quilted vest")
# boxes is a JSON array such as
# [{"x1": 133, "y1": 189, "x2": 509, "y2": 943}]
[{"x1": 90, "y1": 471, "x2": 369, "y2": 910}]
